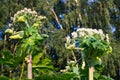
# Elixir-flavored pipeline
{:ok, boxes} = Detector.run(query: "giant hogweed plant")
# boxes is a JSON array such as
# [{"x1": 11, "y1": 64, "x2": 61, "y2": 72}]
[
  {"x1": 65, "y1": 28, "x2": 112, "y2": 80},
  {"x1": 3, "y1": 8, "x2": 53, "y2": 79}
]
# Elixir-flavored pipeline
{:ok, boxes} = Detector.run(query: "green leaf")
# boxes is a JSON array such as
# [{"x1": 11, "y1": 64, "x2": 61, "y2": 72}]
[
  {"x1": 99, "y1": 75, "x2": 114, "y2": 80},
  {"x1": 60, "y1": 72, "x2": 77, "y2": 80},
  {"x1": 0, "y1": 50, "x2": 16, "y2": 66},
  {"x1": 95, "y1": 65, "x2": 104, "y2": 71},
  {"x1": 32, "y1": 53, "x2": 43, "y2": 65},
  {"x1": 73, "y1": 67, "x2": 79, "y2": 75},
  {"x1": 94, "y1": 72, "x2": 100, "y2": 79},
  {"x1": 2, "y1": 49, "x2": 13, "y2": 60},
  {"x1": 0, "y1": 76, "x2": 9, "y2": 80},
  {"x1": 18, "y1": 31, "x2": 24, "y2": 38},
  {"x1": 32, "y1": 65, "x2": 53, "y2": 70},
  {"x1": 35, "y1": 34, "x2": 44, "y2": 40},
  {"x1": 26, "y1": 27, "x2": 37, "y2": 36},
  {"x1": 33, "y1": 57, "x2": 54, "y2": 70},
  {"x1": 41, "y1": 34, "x2": 49, "y2": 38},
  {"x1": 0, "y1": 58, "x2": 14, "y2": 65}
]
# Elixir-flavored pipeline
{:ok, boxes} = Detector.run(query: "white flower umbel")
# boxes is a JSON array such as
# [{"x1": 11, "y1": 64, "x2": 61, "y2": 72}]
[
  {"x1": 76, "y1": 28, "x2": 106, "y2": 40},
  {"x1": 65, "y1": 28, "x2": 111, "y2": 80},
  {"x1": 65, "y1": 28, "x2": 109, "y2": 50},
  {"x1": 12, "y1": 8, "x2": 37, "y2": 22}
]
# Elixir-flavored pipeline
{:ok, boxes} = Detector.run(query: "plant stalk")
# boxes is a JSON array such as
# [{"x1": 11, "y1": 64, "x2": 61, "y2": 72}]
[
  {"x1": 28, "y1": 54, "x2": 32, "y2": 79},
  {"x1": 71, "y1": 50, "x2": 78, "y2": 69},
  {"x1": 19, "y1": 62, "x2": 25, "y2": 80},
  {"x1": 89, "y1": 66, "x2": 95, "y2": 80}
]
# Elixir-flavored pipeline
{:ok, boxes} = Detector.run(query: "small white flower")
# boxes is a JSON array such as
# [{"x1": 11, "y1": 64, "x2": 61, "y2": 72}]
[
  {"x1": 16, "y1": 11, "x2": 21, "y2": 15},
  {"x1": 71, "y1": 31, "x2": 77, "y2": 38},
  {"x1": 32, "y1": 11, "x2": 37, "y2": 15},
  {"x1": 24, "y1": 8, "x2": 27, "y2": 11},
  {"x1": 78, "y1": 31, "x2": 86, "y2": 37},
  {"x1": 27, "y1": 9, "x2": 32, "y2": 12},
  {"x1": 98, "y1": 29, "x2": 103, "y2": 34},
  {"x1": 20, "y1": 10, "x2": 25, "y2": 13},
  {"x1": 88, "y1": 31, "x2": 93, "y2": 36}
]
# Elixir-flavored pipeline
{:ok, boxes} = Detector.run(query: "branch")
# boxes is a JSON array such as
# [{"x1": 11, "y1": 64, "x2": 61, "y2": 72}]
[
  {"x1": 74, "y1": 0, "x2": 82, "y2": 27},
  {"x1": 46, "y1": 0, "x2": 63, "y2": 30}
]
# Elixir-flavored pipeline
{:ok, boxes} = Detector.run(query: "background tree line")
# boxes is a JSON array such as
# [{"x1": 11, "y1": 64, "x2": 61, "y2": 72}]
[{"x1": 0, "y1": 0, "x2": 120, "y2": 79}]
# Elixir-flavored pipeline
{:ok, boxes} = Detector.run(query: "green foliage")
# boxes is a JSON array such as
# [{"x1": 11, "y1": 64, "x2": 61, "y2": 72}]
[
  {"x1": 32, "y1": 53, "x2": 54, "y2": 70},
  {"x1": 0, "y1": 76, "x2": 9, "y2": 80},
  {"x1": 94, "y1": 72, "x2": 114, "y2": 80},
  {"x1": 59, "y1": 72, "x2": 78, "y2": 80},
  {"x1": 32, "y1": 53, "x2": 55, "y2": 79},
  {"x1": 0, "y1": 0, "x2": 120, "y2": 80},
  {"x1": 97, "y1": 75, "x2": 114, "y2": 80},
  {"x1": 81, "y1": 36, "x2": 111, "y2": 57},
  {"x1": 34, "y1": 72, "x2": 77, "y2": 80},
  {"x1": 102, "y1": 40, "x2": 120, "y2": 78},
  {"x1": 80, "y1": 68, "x2": 89, "y2": 80},
  {"x1": 0, "y1": 49, "x2": 26, "y2": 67},
  {"x1": 0, "y1": 8, "x2": 50, "y2": 80}
]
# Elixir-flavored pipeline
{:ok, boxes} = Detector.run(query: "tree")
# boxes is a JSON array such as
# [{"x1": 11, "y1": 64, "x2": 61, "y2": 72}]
[{"x1": 0, "y1": 0, "x2": 120, "y2": 79}]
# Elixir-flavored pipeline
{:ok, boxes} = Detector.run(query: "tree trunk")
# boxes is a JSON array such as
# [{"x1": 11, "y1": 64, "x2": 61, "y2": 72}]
[{"x1": 28, "y1": 54, "x2": 32, "y2": 79}]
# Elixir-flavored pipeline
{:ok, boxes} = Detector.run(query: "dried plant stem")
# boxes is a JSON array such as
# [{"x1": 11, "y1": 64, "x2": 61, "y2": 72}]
[
  {"x1": 75, "y1": 0, "x2": 82, "y2": 27},
  {"x1": 71, "y1": 50, "x2": 78, "y2": 69},
  {"x1": 71, "y1": 50, "x2": 81, "y2": 79},
  {"x1": 46, "y1": 0, "x2": 63, "y2": 29}
]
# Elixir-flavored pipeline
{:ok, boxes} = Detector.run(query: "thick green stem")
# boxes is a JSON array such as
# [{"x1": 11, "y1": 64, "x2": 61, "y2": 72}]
[
  {"x1": 25, "y1": 20, "x2": 30, "y2": 28},
  {"x1": 19, "y1": 62, "x2": 25, "y2": 80}
]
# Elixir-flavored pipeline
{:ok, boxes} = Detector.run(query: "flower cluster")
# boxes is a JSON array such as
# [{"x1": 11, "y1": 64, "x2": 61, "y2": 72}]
[
  {"x1": 65, "y1": 28, "x2": 110, "y2": 49},
  {"x1": 6, "y1": 8, "x2": 47, "y2": 39},
  {"x1": 12, "y1": 8, "x2": 37, "y2": 22},
  {"x1": 12, "y1": 8, "x2": 46, "y2": 29},
  {"x1": 65, "y1": 28, "x2": 112, "y2": 68},
  {"x1": 72, "y1": 28, "x2": 106, "y2": 40}
]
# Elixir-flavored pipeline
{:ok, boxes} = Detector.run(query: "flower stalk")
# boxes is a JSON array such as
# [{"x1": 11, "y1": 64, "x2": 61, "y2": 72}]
[
  {"x1": 28, "y1": 54, "x2": 32, "y2": 79},
  {"x1": 89, "y1": 66, "x2": 95, "y2": 80}
]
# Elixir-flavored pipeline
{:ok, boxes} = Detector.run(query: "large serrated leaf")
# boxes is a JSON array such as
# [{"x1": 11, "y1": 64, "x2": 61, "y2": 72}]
[
  {"x1": 32, "y1": 53, "x2": 43, "y2": 65},
  {"x1": 94, "y1": 72, "x2": 100, "y2": 79},
  {"x1": 2, "y1": 49, "x2": 13, "y2": 60}
]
